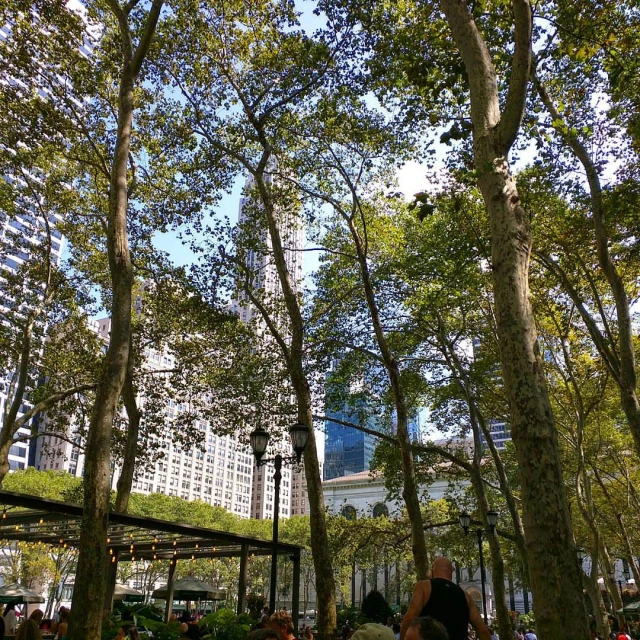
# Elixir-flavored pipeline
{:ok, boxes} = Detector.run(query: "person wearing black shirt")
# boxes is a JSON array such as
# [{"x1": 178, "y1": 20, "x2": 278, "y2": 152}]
[{"x1": 400, "y1": 557, "x2": 491, "y2": 640}]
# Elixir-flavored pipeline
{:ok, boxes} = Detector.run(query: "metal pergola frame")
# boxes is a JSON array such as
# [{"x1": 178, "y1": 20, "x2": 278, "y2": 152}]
[{"x1": 0, "y1": 490, "x2": 303, "y2": 629}]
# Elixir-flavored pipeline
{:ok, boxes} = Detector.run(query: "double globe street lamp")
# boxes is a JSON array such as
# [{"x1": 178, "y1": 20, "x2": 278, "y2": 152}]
[
  {"x1": 609, "y1": 565, "x2": 631, "y2": 628},
  {"x1": 459, "y1": 510, "x2": 498, "y2": 625},
  {"x1": 250, "y1": 423, "x2": 309, "y2": 614}
]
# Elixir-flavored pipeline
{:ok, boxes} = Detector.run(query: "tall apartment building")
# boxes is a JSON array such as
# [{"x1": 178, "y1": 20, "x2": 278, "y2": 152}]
[
  {"x1": 35, "y1": 315, "x2": 255, "y2": 517},
  {"x1": 0, "y1": 161, "x2": 66, "y2": 472},
  {"x1": 0, "y1": 211, "x2": 65, "y2": 472},
  {"x1": 0, "y1": 1, "x2": 89, "y2": 472}
]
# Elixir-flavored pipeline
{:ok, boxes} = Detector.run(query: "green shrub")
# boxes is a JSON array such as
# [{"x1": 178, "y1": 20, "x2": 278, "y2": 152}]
[
  {"x1": 137, "y1": 617, "x2": 182, "y2": 640},
  {"x1": 198, "y1": 608, "x2": 254, "y2": 640},
  {"x1": 361, "y1": 591, "x2": 392, "y2": 624}
]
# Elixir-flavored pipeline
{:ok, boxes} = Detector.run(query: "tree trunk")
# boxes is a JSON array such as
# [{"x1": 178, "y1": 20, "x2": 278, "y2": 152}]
[
  {"x1": 599, "y1": 542, "x2": 623, "y2": 614},
  {"x1": 68, "y1": 68, "x2": 135, "y2": 640},
  {"x1": 469, "y1": 419, "x2": 511, "y2": 640},
  {"x1": 347, "y1": 218, "x2": 428, "y2": 580},
  {"x1": 103, "y1": 348, "x2": 140, "y2": 617},
  {"x1": 254, "y1": 168, "x2": 337, "y2": 638},
  {"x1": 115, "y1": 347, "x2": 140, "y2": 513},
  {"x1": 583, "y1": 556, "x2": 610, "y2": 638},
  {"x1": 67, "y1": 4, "x2": 161, "y2": 636},
  {"x1": 439, "y1": 323, "x2": 529, "y2": 584},
  {"x1": 591, "y1": 466, "x2": 640, "y2": 587},
  {"x1": 438, "y1": 2, "x2": 590, "y2": 638},
  {"x1": 0, "y1": 318, "x2": 35, "y2": 483},
  {"x1": 480, "y1": 151, "x2": 587, "y2": 638}
]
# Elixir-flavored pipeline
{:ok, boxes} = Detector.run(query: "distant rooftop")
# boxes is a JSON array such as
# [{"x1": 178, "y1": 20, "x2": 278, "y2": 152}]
[{"x1": 322, "y1": 470, "x2": 382, "y2": 485}]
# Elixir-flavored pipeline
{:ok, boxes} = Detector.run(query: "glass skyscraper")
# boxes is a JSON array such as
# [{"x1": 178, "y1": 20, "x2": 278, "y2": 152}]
[
  {"x1": 323, "y1": 404, "x2": 421, "y2": 481},
  {"x1": 323, "y1": 408, "x2": 378, "y2": 481}
]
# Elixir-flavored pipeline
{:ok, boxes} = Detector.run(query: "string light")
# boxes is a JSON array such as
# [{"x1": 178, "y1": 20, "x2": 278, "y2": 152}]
[
  {"x1": 2, "y1": 507, "x2": 6, "y2": 519},
  {"x1": 112, "y1": 556, "x2": 116, "y2": 563}
]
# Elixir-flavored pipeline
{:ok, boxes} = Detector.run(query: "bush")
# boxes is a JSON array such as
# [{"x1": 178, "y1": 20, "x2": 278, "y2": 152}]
[
  {"x1": 137, "y1": 617, "x2": 182, "y2": 640},
  {"x1": 198, "y1": 608, "x2": 254, "y2": 640},
  {"x1": 361, "y1": 591, "x2": 393, "y2": 624},
  {"x1": 518, "y1": 611, "x2": 535, "y2": 630},
  {"x1": 337, "y1": 607, "x2": 368, "y2": 628}
]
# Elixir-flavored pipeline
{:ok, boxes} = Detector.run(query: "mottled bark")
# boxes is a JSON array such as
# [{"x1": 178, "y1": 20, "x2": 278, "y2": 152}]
[
  {"x1": 599, "y1": 542, "x2": 623, "y2": 614},
  {"x1": 252, "y1": 165, "x2": 337, "y2": 638},
  {"x1": 68, "y1": 4, "x2": 162, "y2": 639},
  {"x1": 346, "y1": 216, "x2": 428, "y2": 579},
  {"x1": 469, "y1": 431, "x2": 511, "y2": 640},
  {"x1": 438, "y1": 1, "x2": 589, "y2": 638},
  {"x1": 583, "y1": 547, "x2": 610, "y2": 638}
]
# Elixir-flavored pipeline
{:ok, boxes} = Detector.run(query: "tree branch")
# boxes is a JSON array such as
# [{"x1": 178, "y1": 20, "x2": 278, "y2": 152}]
[
  {"x1": 12, "y1": 383, "x2": 98, "y2": 432},
  {"x1": 131, "y1": 0, "x2": 164, "y2": 78},
  {"x1": 498, "y1": 0, "x2": 533, "y2": 151}
]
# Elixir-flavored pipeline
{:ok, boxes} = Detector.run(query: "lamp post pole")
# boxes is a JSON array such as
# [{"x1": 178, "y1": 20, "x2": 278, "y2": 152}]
[
  {"x1": 250, "y1": 424, "x2": 309, "y2": 618},
  {"x1": 618, "y1": 566, "x2": 630, "y2": 630},
  {"x1": 270, "y1": 454, "x2": 282, "y2": 614},
  {"x1": 476, "y1": 528, "x2": 488, "y2": 625},
  {"x1": 460, "y1": 511, "x2": 498, "y2": 626}
]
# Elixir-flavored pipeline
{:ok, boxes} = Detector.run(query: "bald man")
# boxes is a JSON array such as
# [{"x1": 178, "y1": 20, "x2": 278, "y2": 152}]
[{"x1": 400, "y1": 557, "x2": 491, "y2": 640}]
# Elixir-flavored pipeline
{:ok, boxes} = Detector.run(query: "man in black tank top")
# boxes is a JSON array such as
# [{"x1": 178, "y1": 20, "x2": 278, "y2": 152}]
[{"x1": 400, "y1": 557, "x2": 491, "y2": 640}]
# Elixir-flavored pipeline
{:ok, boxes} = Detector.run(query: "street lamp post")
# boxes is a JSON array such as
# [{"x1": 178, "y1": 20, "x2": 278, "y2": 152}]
[
  {"x1": 459, "y1": 510, "x2": 498, "y2": 625},
  {"x1": 250, "y1": 423, "x2": 309, "y2": 615},
  {"x1": 616, "y1": 566, "x2": 631, "y2": 629}
]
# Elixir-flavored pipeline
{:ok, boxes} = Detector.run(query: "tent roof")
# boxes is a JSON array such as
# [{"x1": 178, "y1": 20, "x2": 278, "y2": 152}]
[
  {"x1": 0, "y1": 489, "x2": 302, "y2": 562},
  {"x1": 152, "y1": 578, "x2": 226, "y2": 601},
  {"x1": 113, "y1": 584, "x2": 145, "y2": 602},
  {"x1": 0, "y1": 583, "x2": 45, "y2": 604}
]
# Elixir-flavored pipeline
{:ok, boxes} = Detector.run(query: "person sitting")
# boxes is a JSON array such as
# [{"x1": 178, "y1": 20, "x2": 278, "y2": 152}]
[
  {"x1": 268, "y1": 611, "x2": 296, "y2": 640},
  {"x1": 406, "y1": 618, "x2": 449, "y2": 640},
  {"x1": 248, "y1": 628, "x2": 282, "y2": 640},
  {"x1": 15, "y1": 609, "x2": 44, "y2": 640},
  {"x1": 55, "y1": 608, "x2": 69, "y2": 640}
]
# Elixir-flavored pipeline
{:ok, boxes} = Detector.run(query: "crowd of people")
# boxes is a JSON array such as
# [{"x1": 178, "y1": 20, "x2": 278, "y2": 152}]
[
  {"x1": 0, "y1": 604, "x2": 74, "y2": 640},
  {"x1": 0, "y1": 604, "x2": 68, "y2": 640}
]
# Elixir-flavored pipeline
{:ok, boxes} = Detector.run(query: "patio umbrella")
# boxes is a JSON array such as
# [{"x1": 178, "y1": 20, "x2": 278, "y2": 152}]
[
  {"x1": 0, "y1": 583, "x2": 44, "y2": 604},
  {"x1": 152, "y1": 579, "x2": 226, "y2": 601},
  {"x1": 617, "y1": 600, "x2": 640, "y2": 614},
  {"x1": 113, "y1": 583, "x2": 145, "y2": 603}
]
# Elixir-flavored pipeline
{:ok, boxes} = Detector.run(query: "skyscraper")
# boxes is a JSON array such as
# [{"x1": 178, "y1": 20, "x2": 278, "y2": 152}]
[{"x1": 232, "y1": 171, "x2": 305, "y2": 521}]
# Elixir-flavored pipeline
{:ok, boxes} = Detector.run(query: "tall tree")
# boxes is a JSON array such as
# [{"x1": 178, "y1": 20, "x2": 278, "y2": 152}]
[
  {"x1": 66, "y1": 1, "x2": 164, "y2": 637},
  {"x1": 155, "y1": 0, "x2": 343, "y2": 632}
]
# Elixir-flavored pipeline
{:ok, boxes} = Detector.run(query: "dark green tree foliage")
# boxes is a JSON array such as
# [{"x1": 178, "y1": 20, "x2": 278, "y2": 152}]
[{"x1": 361, "y1": 590, "x2": 393, "y2": 624}]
